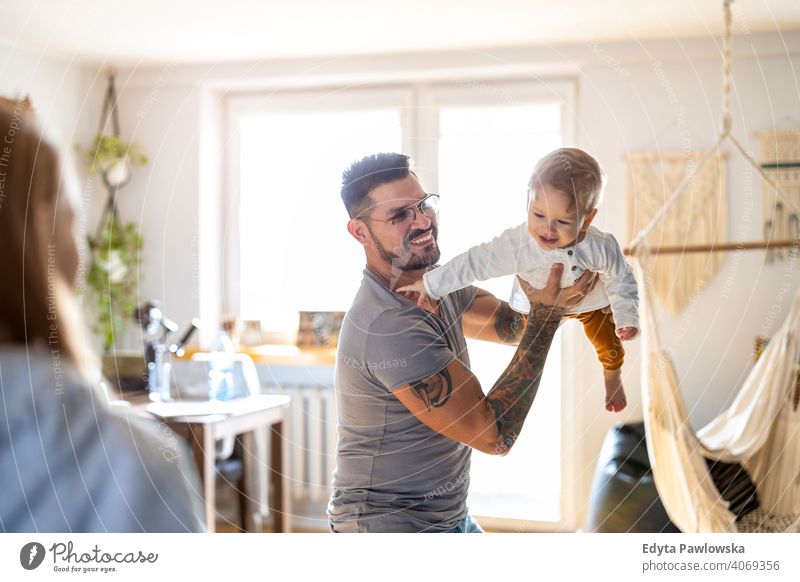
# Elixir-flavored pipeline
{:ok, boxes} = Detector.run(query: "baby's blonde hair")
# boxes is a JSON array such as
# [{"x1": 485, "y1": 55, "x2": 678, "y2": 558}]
[{"x1": 529, "y1": 148, "x2": 606, "y2": 215}]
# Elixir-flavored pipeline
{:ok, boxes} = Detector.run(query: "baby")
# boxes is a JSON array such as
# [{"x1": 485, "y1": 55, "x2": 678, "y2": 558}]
[{"x1": 398, "y1": 147, "x2": 639, "y2": 412}]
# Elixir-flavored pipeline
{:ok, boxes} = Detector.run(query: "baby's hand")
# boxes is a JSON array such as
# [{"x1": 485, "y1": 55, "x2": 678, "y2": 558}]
[
  {"x1": 616, "y1": 326, "x2": 639, "y2": 341},
  {"x1": 396, "y1": 279, "x2": 431, "y2": 307}
]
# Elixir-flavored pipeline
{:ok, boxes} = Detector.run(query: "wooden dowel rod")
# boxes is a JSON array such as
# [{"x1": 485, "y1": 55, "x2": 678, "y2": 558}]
[
  {"x1": 623, "y1": 152, "x2": 730, "y2": 161},
  {"x1": 624, "y1": 239, "x2": 800, "y2": 256}
]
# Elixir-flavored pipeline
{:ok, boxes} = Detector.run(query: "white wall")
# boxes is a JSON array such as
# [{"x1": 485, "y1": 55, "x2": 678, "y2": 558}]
[
  {"x1": 108, "y1": 69, "x2": 204, "y2": 349},
  {"x1": 106, "y1": 30, "x2": 800, "y2": 527},
  {"x1": 0, "y1": 40, "x2": 97, "y2": 151}
]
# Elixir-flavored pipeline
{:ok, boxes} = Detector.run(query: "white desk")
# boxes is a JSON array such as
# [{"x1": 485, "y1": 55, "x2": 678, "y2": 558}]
[{"x1": 132, "y1": 394, "x2": 291, "y2": 532}]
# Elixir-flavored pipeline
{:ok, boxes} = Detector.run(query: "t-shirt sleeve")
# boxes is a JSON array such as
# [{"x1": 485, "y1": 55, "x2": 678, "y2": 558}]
[
  {"x1": 365, "y1": 307, "x2": 456, "y2": 391},
  {"x1": 452, "y1": 284, "x2": 479, "y2": 318}
]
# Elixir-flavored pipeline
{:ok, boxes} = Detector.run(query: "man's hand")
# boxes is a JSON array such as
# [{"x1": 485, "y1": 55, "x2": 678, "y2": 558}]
[{"x1": 516, "y1": 264, "x2": 599, "y2": 313}]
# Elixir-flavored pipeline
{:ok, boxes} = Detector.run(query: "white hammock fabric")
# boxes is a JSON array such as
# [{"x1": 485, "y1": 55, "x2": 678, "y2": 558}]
[
  {"x1": 698, "y1": 289, "x2": 800, "y2": 518},
  {"x1": 635, "y1": 257, "x2": 800, "y2": 532}
]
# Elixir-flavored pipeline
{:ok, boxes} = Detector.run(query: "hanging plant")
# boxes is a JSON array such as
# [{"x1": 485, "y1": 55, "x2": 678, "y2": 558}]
[
  {"x1": 80, "y1": 71, "x2": 148, "y2": 352},
  {"x1": 83, "y1": 133, "x2": 148, "y2": 187},
  {"x1": 85, "y1": 213, "x2": 143, "y2": 352}
]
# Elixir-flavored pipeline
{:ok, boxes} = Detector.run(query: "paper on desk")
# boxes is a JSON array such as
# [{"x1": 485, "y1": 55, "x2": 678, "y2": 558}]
[
  {"x1": 146, "y1": 399, "x2": 236, "y2": 418},
  {"x1": 145, "y1": 394, "x2": 290, "y2": 419}
]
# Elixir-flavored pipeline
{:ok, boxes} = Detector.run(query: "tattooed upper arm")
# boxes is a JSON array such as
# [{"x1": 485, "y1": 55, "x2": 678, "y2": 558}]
[
  {"x1": 392, "y1": 358, "x2": 498, "y2": 453},
  {"x1": 409, "y1": 367, "x2": 453, "y2": 409},
  {"x1": 391, "y1": 301, "x2": 560, "y2": 456}
]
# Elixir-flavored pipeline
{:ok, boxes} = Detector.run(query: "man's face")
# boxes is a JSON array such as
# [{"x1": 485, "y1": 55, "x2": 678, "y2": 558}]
[{"x1": 360, "y1": 175, "x2": 440, "y2": 271}]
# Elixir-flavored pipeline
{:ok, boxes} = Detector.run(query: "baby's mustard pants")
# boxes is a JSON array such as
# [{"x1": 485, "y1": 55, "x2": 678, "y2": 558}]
[{"x1": 567, "y1": 308, "x2": 624, "y2": 371}]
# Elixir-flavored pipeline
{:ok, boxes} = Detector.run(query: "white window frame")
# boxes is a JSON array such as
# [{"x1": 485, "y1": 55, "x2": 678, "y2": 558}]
[
  {"x1": 416, "y1": 78, "x2": 579, "y2": 532},
  {"x1": 223, "y1": 86, "x2": 414, "y2": 340}
]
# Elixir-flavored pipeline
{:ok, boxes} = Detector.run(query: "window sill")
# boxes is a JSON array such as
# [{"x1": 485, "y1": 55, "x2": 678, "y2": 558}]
[{"x1": 180, "y1": 344, "x2": 337, "y2": 367}]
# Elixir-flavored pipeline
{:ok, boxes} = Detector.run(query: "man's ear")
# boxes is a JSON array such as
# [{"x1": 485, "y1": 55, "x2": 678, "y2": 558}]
[
  {"x1": 581, "y1": 208, "x2": 598, "y2": 232},
  {"x1": 347, "y1": 218, "x2": 370, "y2": 247}
]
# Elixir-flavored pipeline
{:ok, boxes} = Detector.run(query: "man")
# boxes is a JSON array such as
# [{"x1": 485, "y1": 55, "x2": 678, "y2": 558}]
[{"x1": 327, "y1": 153, "x2": 595, "y2": 532}]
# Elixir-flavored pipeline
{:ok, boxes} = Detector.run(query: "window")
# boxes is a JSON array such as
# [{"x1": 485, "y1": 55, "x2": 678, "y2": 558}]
[
  {"x1": 238, "y1": 110, "x2": 403, "y2": 329},
  {"x1": 224, "y1": 79, "x2": 576, "y2": 527},
  {"x1": 435, "y1": 102, "x2": 564, "y2": 522},
  {"x1": 225, "y1": 88, "x2": 411, "y2": 333}
]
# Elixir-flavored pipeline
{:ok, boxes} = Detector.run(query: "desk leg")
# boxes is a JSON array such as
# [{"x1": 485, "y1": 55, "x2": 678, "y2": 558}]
[
  {"x1": 185, "y1": 423, "x2": 216, "y2": 533},
  {"x1": 269, "y1": 418, "x2": 291, "y2": 532},
  {"x1": 238, "y1": 433, "x2": 254, "y2": 533}
]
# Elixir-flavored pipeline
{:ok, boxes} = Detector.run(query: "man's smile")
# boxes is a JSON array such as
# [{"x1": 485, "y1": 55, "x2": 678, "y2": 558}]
[{"x1": 409, "y1": 231, "x2": 435, "y2": 246}]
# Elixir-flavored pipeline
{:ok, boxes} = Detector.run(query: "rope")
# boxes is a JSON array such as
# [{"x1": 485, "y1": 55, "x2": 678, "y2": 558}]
[
  {"x1": 721, "y1": 0, "x2": 733, "y2": 136},
  {"x1": 629, "y1": 0, "x2": 800, "y2": 256},
  {"x1": 629, "y1": 1, "x2": 733, "y2": 255},
  {"x1": 96, "y1": 68, "x2": 121, "y2": 137},
  {"x1": 94, "y1": 68, "x2": 123, "y2": 240}
]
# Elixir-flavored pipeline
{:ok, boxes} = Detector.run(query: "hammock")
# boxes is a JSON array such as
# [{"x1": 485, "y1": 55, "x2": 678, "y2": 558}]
[
  {"x1": 630, "y1": 0, "x2": 800, "y2": 533},
  {"x1": 635, "y1": 258, "x2": 800, "y2": 533}
]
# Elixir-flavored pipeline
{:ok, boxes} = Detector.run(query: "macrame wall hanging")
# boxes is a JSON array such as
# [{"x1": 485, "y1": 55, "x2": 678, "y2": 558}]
[
  {"x1": 757, "y1": 130, "x2": 800, "y2": 264},
  {"x1": 626, "y1": 152, "x2": 728, "y2": 315}
]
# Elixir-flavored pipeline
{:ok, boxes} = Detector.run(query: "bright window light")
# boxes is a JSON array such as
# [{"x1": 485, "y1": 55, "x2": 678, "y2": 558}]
[
  {"x1": 238, "y1": 110, "x2": 402, "y2": 331},
  {"x1": 437, "y1": 103, "x2": 563, "y2": 521},
  {"x1": 232, "y1": 92, "x2": 570, "y2": 524}
]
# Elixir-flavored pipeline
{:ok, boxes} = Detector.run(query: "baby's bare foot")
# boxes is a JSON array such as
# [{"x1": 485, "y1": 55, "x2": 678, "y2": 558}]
[{"x1": 603, "y1": 368, "x2": 627, "y2": 412}]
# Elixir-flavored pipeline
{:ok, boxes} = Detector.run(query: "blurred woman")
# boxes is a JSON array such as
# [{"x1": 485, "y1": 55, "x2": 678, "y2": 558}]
[{"x1": 0, "y1": 102, "x2": 204, "y2": 532}]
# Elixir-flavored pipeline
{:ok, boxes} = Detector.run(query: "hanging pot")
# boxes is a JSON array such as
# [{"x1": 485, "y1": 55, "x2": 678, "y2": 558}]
[{"x1": 103, "y1": 156, "x2": 132, "y2": 188}]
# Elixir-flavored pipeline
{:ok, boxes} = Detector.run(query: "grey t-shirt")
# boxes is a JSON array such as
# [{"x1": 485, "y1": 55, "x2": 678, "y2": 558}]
[{"x1": 327, "y1": 268, "x2": 478, "y2": 532}]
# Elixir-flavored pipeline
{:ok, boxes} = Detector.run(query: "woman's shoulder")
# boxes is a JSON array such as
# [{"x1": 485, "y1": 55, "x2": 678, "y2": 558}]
[{"x1": 0, "y1": 345, "x2": 204, "y2": 532}]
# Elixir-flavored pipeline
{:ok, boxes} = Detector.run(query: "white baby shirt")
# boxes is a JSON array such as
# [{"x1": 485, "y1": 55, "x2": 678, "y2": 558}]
[{"x1": 423, "y1": 223, "x2": 639, "y2": 331}]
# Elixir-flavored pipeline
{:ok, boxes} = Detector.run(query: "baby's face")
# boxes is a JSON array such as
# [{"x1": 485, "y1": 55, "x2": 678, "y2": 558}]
[{"x1": 527, "y1": 184, "x2": 594, "y2": 250}]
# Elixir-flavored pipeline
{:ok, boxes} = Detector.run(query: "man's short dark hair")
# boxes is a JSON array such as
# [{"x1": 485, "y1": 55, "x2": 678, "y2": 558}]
[{"x1": 341, "y1": 152, "x2": 412, "y2": 218}]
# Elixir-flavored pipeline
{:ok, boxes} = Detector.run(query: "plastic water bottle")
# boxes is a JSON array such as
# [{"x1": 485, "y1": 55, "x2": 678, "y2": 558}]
[
  {"x1": 147, "y1": 344, "x2": 173, "y2": 402},
  {"x1": 208, "y1": 331, "x2": 235, "y2": 401}
]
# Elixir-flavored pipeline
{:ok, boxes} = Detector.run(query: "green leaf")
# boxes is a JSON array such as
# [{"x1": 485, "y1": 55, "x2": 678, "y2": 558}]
[
  {"x1": 80, "y1": 133, "x2": 149, "y2": 175},
  {"x1": 83, "y1": 213, "x2": 145, "y2": 352}
]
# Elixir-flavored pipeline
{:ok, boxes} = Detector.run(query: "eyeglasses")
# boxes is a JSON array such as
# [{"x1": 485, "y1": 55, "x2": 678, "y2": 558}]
[{"x1": 358, "y1": 193, "x2": 440, "y2": 226}]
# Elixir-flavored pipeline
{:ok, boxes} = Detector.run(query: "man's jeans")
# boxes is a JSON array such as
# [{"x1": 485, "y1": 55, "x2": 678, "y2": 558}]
[{"x1": 447, "y1": 514, "x2": 484, "y2": 533}]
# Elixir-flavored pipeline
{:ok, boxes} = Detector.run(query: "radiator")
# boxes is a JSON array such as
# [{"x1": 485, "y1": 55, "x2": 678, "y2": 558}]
[{"x1": 264, "y1": 384, "x2": 338, "y2": 503}]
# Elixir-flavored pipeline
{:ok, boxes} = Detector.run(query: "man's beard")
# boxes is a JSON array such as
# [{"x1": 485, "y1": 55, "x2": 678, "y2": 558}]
[{"x1": 368, "y1": 224, "x2": 441, "y2": 271}]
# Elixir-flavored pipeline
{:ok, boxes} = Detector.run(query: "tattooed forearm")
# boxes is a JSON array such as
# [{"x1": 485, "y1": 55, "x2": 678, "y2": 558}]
[
  {"x1": 409, "y1": 367, "x2": 453, "y2": 410},
  {"x1": 494, "y1": 302, "x2": 528, "y2": 345},
  {"x1": 484, "y1": 304, "x2": 564, "y2": 453}
]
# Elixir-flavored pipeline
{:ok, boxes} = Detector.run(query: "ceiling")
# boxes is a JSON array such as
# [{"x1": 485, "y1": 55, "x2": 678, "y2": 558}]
[{"x1": 1, "y1": 0, "x2": 798, "y2": 65}]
